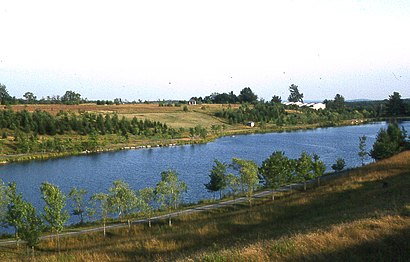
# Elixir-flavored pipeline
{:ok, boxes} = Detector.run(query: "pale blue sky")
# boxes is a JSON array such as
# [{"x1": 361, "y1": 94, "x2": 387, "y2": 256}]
[{"x1": 0, "y1": 0, "x2": 409, "y2": 101}]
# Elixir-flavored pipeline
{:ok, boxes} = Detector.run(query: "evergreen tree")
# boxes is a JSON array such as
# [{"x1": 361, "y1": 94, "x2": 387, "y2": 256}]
[
  {"x1": 331, "y1": 158, "x2": 346, "y2": 172},
  {"x1": 288, "y1": 84, "x2": 303, "y2": 102},
  {"x1": 205, "y1": 160, "x2": 227, "y2": 199}
]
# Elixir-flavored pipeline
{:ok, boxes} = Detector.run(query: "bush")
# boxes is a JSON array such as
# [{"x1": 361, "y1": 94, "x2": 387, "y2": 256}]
[{"x1": 331, "y1": 158, "x2": 346, "y2": 172}]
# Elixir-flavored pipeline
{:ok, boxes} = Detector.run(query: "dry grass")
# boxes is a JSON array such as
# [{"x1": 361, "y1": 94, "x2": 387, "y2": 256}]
[{"x1": 2, "y1": 151, "x2": 410, "y2": 261}]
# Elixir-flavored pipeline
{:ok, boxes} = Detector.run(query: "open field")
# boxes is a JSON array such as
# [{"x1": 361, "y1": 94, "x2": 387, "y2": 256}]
[
  {"x1": 8, "y1": 103, "x2": 240, "y2": 129},
  {"x1": 1, "y1": 151, "x2": 409, "y2": 261}
]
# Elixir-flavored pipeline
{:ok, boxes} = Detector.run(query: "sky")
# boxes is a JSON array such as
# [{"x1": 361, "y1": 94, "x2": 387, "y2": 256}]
[{"x1": 0, "y1": 0, "x2": 409, "y2": 101}]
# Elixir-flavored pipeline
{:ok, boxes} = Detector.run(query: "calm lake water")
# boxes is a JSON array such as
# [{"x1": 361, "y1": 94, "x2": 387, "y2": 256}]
[{"x1": 0, "y1": 121, "x2": 409, "y2": 227}]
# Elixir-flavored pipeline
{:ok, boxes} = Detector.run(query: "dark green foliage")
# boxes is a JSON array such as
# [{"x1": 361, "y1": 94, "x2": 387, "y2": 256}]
[
  {"x1": 238, "y1": 87, "x2": 258, "y2": 104},
  {"x1": 288, "y1": 84, "x2": 303, "y2": 103},
  {"x1": 259, "y1": 151, "x2": 293, "y2": 199},
  {"x1": 295, "y1": 152, "x2": 314, "y2": 191},
  {"x1": 205, "y1": 160, "x2": 227, "y2": 199},
  {"x1": 61, "y1": 90, "x2": 81, "y2": 105},
  {"x1": 385, "y1": 92, "x2": 406, "y2": 117},
  {"x1": 0, "y1": 109, "x2": 176, "y2": 145},
  {"x1": 370, "y1": 123, "x2": 407, "y2": 161},
  {"x1": 0, "y1": 83, "x2": 12, "y2": 105},
  {"x1": 331, "y1": 158, "x2": 346, "y2": 172}
]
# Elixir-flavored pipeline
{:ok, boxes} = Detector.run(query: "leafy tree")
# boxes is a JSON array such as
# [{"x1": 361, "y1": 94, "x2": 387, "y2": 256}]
[
  {"x1": 108, "y1": 180, "x2": 138, "y2": 227},
  {"x1": 61, "y1": 90, "x2": 81, "y2": 105},
  {"x1": 331, "y1": 158, "x2": 346, "y2": 172},
  {"x1": 370, "y1": 123, "x2": 407, "y2": 160},
  {"x1": 385, "y1": 92, "x2": 405, "y2": 117},
  {"x1": 358, "y1": 135, "x2": 367, "y2": 166},
  {"x1": 226, "y1": 173, "x2": 240, "y2": 200},
  {"x1": 238, "y1": 87, "x2": 258, "y2": 104},
  {"x1": 0, "y1": 180, "x2": 8, "y2": 224},
  {"x1": 40, "y1": 182, "x2": 69, "y2": 253},
  {"x1": 155, "y1": 170, "x2": 187, "y2": 226},
  {"x1": 138, "y1": 187, "x2": 155, "y2": 227},
  {"x1": 91, "y1": 193, "x2": 109, "y2": 237},
  {"x1": 23, "y1": 92, "x2": 37, "y2": 104},
  {"x1": 19, "y1": 202, "x2": 44, "y2": 258},
  {"x1": 68, "y1": 187, "x2": 87, "y2": 224},
  {"x1": 312, "y1": 154, "x2": 326, "y2": 186},
  {"x1": 295, "y1": 152, "x2": 313, "y2": 191},
  {"x1": 259, "y1": 151, "x2": 292, "y2": 200},
  {"x1": 205, "y1": 160, "x2": 227, "y2": 199},
  {"x1": 0, "y1": 83, "x2": 12, "y2": 105},
  {"x1": 288, "y1": 84, "x2": 303, "y2": 102},
  {"x1": 5, "y1": 182, "x2": 26, "y2": 245},
  {"x1": 231, "y1": 158, "x2": 259, "y2": 206}
]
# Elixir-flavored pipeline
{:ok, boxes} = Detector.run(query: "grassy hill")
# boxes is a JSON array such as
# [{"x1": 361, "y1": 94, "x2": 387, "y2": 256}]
[{"x1": 1, "y1": 152, "x2": 409, "y2": 261}]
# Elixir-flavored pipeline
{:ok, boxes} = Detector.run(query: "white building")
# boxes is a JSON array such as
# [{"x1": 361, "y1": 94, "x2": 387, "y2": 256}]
[{"x1": 283, "y1": 102, "x2": 326, "y2": 110}]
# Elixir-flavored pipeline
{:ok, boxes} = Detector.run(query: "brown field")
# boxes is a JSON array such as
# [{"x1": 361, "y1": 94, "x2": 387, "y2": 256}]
[
  {"x1": 1, "y1": 151, "x2": 409, "y2": 261},
  {"x1": 8, "y1": 103, "x2": 240, "y2": 129}
]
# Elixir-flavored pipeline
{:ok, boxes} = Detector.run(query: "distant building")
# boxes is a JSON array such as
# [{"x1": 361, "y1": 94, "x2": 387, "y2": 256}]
[
  {"x1": 188, "y1": 99, "x2": 197, "y2": 105},
  {"x1": 283, "y1": 102, "x2": 326, "y2": 110},
  {"x1": 246, "y1": 121, "x2": 255, "y2": 127}
]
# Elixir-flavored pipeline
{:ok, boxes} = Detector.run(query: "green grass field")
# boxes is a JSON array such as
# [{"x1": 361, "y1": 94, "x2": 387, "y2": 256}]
[{"x1": 2, "y1": 151, "x2": 409, "y2": 261}]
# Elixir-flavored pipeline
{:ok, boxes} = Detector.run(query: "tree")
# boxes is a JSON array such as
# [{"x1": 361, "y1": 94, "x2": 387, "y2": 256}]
[
  {"x1": 288, "y1": 84, "x2": 303, "y2": 102},
  {"x1": 19, "y1": 202, "x2": 44, "y2": 259},
  {"x1": 91, "y1": 193, "x2": 109, "y2": 237},
  {"x1": 370, "y1": 123, "x2": 407, "y2": 160},
  {"x1": 108, "y1": 180, "x2": 138, "y2": 228},
  {"x1": 333, "y1": 94, "x2": 345, "y2": 112},
  {"x1": 40, "y1": 182, "x2": 69, "y2": 253},
  {"x1": 331, "y1": 158, "x2": 346, "y2": 172},
  {"x1": 155, "y1": 170, "x2": 187, "y2": 226},
  {"x1": 226, "y1": 173, "x2": 240, "y2": 200},
  {"x1": 23, "y1": 92, "x2": 37, "y2": 104},
  {"x1": 385, "y1": 92, "x2": 405, "y2": 117},
  {"x1": 358, "y1": 135, "x2": 367, "y2": 166},
  {"x1": 61, "y1": 90, "x2": 81, "y2": 105},
  {"x1": 238, "y1": 87, "x2": 258, "y2": 104},
  {"x1": 271, "y1": 95, "x2": 282, "y2": 103},
  {"x1": 259, "y1": 151, "x2": 292, "y2": 200},
  {"x1": 0, "y1": 83, "x2": 12, "y2": 105},
  {"x1": 312, "y1": 154, "x2": 326, "y2": 186},
  {"x1": 231, "y1": 158, "x2": 259, "y2": 206},
  {"x1": 5, "y1": 182, "x2": 26, "y2": 245},
  {"x1": 68, "y1": 187, "x2": 87, "y2": 224},
  {"x1": 295, "y1": 152, "x2": 313, "y2": 191},
  {"x1": 205, "y1": 160, "x2": 227, "y2": 200},
  {"x1": 0, "y1": 180, "x2": 8, "y2": 225},
  {"x1": 138, "y1": 187, "x2": 155, "y2": 227}
]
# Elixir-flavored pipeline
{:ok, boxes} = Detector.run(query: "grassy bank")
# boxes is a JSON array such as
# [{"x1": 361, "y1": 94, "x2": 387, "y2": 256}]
[
  {"x1": 1, "y1": 151, "x2": 409, "y2": 261},
  {"x1": 1, "y1": 103, "x2": 375, "y2": 164}
]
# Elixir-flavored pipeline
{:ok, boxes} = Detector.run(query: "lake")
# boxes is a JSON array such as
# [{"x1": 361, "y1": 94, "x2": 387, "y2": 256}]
[{"x1": 0, "y1": 121, "x2": 409, "y2": 226}]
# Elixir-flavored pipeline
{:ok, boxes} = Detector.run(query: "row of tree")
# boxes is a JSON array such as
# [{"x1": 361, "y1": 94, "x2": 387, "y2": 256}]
[
  {"x1": 0, "y1": 123, "x2": 407, "y2": 255},
  {"x1": 0, "y1": 109, "x2": 174, "y2": 137}
]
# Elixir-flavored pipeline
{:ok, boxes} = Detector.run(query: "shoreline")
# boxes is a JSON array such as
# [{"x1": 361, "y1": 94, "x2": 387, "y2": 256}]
[{"x1": 0, "y1": 117, "x2": 398, "y2": 165}]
